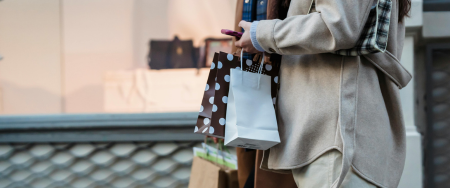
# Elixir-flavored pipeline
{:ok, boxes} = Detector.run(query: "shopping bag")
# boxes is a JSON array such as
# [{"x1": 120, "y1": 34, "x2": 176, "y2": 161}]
[
  {"x1": 188, "y1": 157, "x2": 227, "y2": 188},
  {"x1": 188, "y1": 157, "x2": 238, "y2": 188},
  {"x1": 224, "y1": 52, "x2": 281, "y2": 150},
  {"x1": 195, "y1": 53, "x2": 220, "y2": 136},
  {"x1": 195, "y1": 52, "x2": 280, "y2": 138},
  {"x1": 189, "y1": 139, "x2": 239, "y2": 188}
]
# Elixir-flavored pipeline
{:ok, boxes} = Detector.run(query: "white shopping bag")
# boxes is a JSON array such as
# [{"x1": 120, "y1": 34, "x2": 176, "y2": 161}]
[{"x1": 224, "y1": 52, "x2": 280, "y2": 150}]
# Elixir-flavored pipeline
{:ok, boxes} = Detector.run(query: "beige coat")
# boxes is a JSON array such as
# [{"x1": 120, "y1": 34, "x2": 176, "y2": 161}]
[{"x1": 253, "y1": 0, "x2": 412, "y2": 188}]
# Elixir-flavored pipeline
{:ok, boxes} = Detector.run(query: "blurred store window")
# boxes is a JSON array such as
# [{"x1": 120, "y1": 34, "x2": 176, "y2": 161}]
[{"x1": 0, "y1": 0, "x2": 237, "y2": 115}]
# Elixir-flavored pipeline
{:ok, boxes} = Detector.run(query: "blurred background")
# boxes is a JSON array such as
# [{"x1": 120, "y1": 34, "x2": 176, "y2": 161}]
[
  {"x1": 0, "y1": 0, "x2": 449, "y2": 187},
  {"x1": 0, "y1": 0, "x2": 236, "y2": 114}
]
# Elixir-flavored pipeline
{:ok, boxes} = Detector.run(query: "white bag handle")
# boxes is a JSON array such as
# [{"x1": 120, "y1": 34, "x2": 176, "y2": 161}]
[
  {"x1": 258, "y1": 55, "x2": 264, "y2": 74},
  {"x1": 240, "y1": 50, "x2": 244, "y2": 69}
]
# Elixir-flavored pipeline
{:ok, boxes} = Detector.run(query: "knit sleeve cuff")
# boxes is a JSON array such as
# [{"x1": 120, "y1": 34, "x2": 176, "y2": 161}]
[{"x1": 250, "y1": 21, "x2": 265, "y2": 52}]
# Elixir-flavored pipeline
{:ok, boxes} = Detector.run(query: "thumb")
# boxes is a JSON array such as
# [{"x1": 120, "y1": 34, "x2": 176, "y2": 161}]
[
  {"x1": 238, "y1": 20, "x2": 245, "y2": 28},
  {"x1": 239, "y1": 20, "x2": 251, "y2": 30},
  {"x1": 235, "y1": 40, "x2": 242, "y2": 47}
]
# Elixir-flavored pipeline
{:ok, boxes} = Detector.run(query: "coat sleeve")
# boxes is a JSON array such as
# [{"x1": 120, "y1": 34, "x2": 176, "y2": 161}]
[{"x1": 256, "y1": 0, "x2": 373, "y2": 55}]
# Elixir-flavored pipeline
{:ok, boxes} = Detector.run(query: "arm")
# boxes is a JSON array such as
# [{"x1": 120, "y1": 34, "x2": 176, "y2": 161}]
[{"x1": 256, "y1": 0, "x2": 373, "y2": 55}]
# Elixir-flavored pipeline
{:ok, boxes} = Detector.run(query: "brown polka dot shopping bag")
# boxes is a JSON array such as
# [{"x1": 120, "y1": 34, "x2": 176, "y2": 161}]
[{"x1": 194, "y1": 52, "x2": 280, "y2": 139}]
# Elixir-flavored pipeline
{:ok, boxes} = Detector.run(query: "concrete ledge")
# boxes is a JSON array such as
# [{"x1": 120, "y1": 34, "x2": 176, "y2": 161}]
[
  {"x1": 423, "y1": 11, "x2": 450, "y2": 38},
  {"x1": 0, "y1": 112, "x2": 198, "y2": 130},
  {"x1": 0, "y1": 112, "x2": 203, "y2": 142},
  {"x1": 405, "y1": 0, "x2": 423, "y2": 28}
]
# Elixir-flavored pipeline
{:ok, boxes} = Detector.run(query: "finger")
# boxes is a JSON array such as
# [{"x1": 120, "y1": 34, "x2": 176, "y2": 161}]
[
  {"x1": 238, "y1": 20, "x2": 246, "y2": 28},
  {"x1": 239, "y1": 21, "x2": 251, "y2": 29},
  {"x1": 240, "y1": 21, "x2": 251, "y2": 30},
  {"x1": 235, "y1": 40, "x2": 242, "y2": 48}
]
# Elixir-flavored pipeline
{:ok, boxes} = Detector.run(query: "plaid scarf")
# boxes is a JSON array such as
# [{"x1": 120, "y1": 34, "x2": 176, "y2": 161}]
[
  {"x1": 242, "y1": 0, "x2": 267, "y2": 60},
  {"x1": 256, "y1": 0, "x2": 268, "y2": 20},
  {"x1": 334, "y1": 0, "x2": 392, "y2": 56}
]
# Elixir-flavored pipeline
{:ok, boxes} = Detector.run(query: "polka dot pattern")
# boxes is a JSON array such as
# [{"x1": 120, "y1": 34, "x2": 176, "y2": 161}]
[
  {"x1": 244, "y1": 59, "x2": 271, "y2": 74},
  {"x1": 222, "y1": 96, "x2": 228, "y2": 104},
  {"x1": 215, "y1": 83, "x2": 220, "y2": 90},
  {"x1": 219, "y1": 118, "x2": 226, "y2": 125},
  {"x1": 227, "y1": 54, "x2": 234, "y2": 61},
  {"x1": 196, "y1": 52, "x2": 281, "y2": 138},
  {"x1": 196, "y1": 53, "x2": 220, "y2": 137},
  {"x1": 246, "y1": 59, "x2": 253, "y2": 66},
  {"x1": 203, "y1": 118, "x2": 210, "y2": 125}
]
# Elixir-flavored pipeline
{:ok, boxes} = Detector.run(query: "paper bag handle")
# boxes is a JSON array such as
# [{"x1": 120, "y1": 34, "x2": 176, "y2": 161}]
[
  {"x1": 240, "y1": 50, "x2": 244, "y2": 69},
  {"x1": 258, "y1": 55, "x2": 264, "y2": 74}
]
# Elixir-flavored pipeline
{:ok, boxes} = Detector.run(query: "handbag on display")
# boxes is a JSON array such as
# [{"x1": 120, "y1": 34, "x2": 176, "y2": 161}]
[
  {"x1": 194, "y1": 51, "x2": 280, "y2": 139},
  {"x1": 148, "y1": 36, "x2": 199, "y2": 69},
  {"x1": 309, "y1": 0, "x2": 392, "y2": 56}
]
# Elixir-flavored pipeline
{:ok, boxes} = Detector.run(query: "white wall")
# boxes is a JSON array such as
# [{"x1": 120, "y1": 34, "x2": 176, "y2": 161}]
[
  {"x1": 396, "y1": 2, "x2": 424, "y2": 187},
  {"x1": 0, "y1": 0, "x2": 62, "y2": 114},
  {"x1": 167, "y1": 0, "x2": 237, "y2": 47},
  {"x1": 397, "y1": 36, "x2": 423, "y2": 188},
  {"x1": 62, "y1": 0, "x2": 137, "y2": 113},
  {"x1": 132, "y1": 0, "x2": 170, "y2": 69},
  {"x1": 423, "y1": 12, "x2": 450, "y2": 38}
]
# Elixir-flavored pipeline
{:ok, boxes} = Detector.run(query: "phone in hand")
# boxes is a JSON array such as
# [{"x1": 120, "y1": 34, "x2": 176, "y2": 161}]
[{"x1": 221, "y1": 29, "x2": 243, "y2": 39}]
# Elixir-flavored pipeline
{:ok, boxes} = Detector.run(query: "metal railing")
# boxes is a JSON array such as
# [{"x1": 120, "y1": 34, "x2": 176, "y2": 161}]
[
  {"x1": 425, "y1": 44, "x2": 450, "y2": 188},
  {"x1": 0, "y1": 112, "x2": 203, "y2": 188}
]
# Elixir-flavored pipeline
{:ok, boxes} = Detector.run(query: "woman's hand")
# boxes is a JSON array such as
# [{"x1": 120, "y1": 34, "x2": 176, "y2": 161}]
[{"x1": 235, "y1": 21, "x2": 260, "y2": 54}]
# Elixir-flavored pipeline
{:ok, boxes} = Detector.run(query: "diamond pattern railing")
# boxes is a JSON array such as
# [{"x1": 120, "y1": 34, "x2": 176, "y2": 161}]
[
  {"x1": 426, "y1": 46, "x2": 450, "y2": 188},
  {"x1": 0, "y1": 142, "x2": 201, "y2": 188}
]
